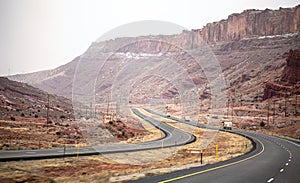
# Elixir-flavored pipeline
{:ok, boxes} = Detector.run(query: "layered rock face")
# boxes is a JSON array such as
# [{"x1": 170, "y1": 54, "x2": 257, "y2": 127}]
[
  {"x1": 263, "y1": 49, "x2": 300, "y2": 100},
  {"x1": 281, "y1": 49, "x2": 300, "y2": 84},
  {"x1": 192, "y1": 5, "x2": 300, "y2": 43},
  {"x1": 8, "y1": 5, "x2": 300, "y2": 100}
]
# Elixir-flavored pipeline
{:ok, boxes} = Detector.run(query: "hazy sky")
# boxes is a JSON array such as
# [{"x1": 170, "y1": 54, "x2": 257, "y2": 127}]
[{"x1": 0, "y1": 0, "x2": 299, "y2": 76}]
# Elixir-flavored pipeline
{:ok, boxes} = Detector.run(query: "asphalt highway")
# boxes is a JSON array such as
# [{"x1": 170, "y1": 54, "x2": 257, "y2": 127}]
[
  {"x1": 129, "y1": 110, "x2": 300, "y2": 183},
  {"x1": 0, "y1": 108, "x2": 195, "y2": 161}
]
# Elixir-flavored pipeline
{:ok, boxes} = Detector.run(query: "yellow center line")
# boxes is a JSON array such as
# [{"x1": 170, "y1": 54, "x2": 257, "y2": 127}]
[{"x1": 159, "y1": 136, "x2": 265, "y2": 183}]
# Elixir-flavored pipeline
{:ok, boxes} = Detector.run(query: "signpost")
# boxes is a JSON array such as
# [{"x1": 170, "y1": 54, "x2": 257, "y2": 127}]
[
  {"x1": 76, "y1": 143, "x2": 80, "y2": 160},
  {"x1": 216, "y1": 143, "x2": 219, "y2": 161}
]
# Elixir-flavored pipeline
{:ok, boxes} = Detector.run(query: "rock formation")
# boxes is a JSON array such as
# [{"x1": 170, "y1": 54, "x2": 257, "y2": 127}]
[
  {"x1": 263, "y1": 49, "x2": 300, "y2": 100},
  {"x1": 192, "y1": 5, "x2": 300, "y2": 44},
  {"x1": 281, "y1": 49, "x2": 300, "y2": 84},
  {"x1": 8, "y1": 5, "x2": 300, "y2": 100}
]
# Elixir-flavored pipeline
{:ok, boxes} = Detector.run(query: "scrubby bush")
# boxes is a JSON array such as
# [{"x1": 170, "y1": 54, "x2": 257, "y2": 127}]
[
  {"x1": 10, "y1": 116, "x2": 16, "y2": 121},
  {"x1": 117, "y1": 128, "x2": 122, "y2": 131}
]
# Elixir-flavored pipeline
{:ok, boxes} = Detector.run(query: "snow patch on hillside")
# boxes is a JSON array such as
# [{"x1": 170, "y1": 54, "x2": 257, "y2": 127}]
[{"x1": 116, "y1": 52, "x2": 163, "y2": 59}]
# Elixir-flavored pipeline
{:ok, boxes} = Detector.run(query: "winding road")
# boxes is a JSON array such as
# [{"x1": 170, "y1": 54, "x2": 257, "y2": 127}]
[
  {"x1": 0, "y1": 108, "x2": 195, "y2": 161},
  {"x1": 128, "y1": 109, "x2": 300, "y2": 183},
  {"x1": 1, "y1": 108, "x2": 299, "y2": 183}
]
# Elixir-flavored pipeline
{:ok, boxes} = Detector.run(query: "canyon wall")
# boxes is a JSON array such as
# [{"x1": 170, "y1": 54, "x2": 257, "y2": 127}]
[
  {"x1": 192, "y1": 5, "x2": 300, "y2": 43},
  {"x1": 90, "y1": 6, "x2": 300, "y2": 52},
  {"x1": 8, "y1": 5, "x2": 300, "y2": 99}
]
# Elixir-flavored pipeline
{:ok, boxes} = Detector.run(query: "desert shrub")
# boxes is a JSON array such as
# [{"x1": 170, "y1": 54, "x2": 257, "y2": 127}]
[
  {"x1": 212, "y1": 116, "x2": 218, "y2": 119},
  {"x1": 10, "y1": 116, "x2": 16, "y2": 121},
  {"x1": 34, "y1": 114, "x2": 38, "y2": 118},
  {"x1": 21, "y1": 113, "x2": 25, "y2": 117},
  {"x1": 260, "y1": 121, "x2": 266, "y2": 127}
]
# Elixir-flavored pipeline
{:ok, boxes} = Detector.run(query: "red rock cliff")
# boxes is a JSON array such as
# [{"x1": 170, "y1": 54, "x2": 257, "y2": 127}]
[
  {"x1": 192, "y1": 5, "x2": 300, "y2": 43},
  {"x1": 90, "y1": 5, "x2": 300, "y2": 52},
  {"x1": 281, "y1": 49, "x2": 300, "y2": 84},
  {"x1": 263, "y1": 49, "x2": 300, "y2": 100}
]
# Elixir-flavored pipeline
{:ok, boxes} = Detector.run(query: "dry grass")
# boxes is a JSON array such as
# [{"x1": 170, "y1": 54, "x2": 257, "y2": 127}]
[
  {"x1": 0, "y1": 120, "x2": 87, "y2": 150},
  {"x1": 0, "y1": 109, "x2": 252, "y2": 183}
]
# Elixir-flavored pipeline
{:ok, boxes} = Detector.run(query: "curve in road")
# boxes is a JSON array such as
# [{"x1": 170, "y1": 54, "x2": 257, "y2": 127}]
[
  {"x1": 128, "y1": 109, "x2": 300, "y2": 183},
  {"x1": 0, "y1": 108, "x2": 195, "y2": 161}
]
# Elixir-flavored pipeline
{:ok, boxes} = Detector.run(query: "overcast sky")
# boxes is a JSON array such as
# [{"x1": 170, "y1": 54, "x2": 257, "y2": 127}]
[{"x1": 0, "y1": 0, "x2": 299, "y2": 76}]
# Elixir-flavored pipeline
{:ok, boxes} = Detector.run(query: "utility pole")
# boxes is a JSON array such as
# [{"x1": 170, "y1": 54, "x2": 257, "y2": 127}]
[
  {"x1": 94, "y1": 105, "x2": 97, "y2": 118},
  {"x1": 231, "y1": 97, "x2": 234, "y2": 118},
  {"x1": 284, "y1": 89, "x2": 288, "y2": 117},
  {"x1": 273, "y1": 100, "x2": 275, "y2": 124},
  {"x1": 107, "y1": 98, "x2": 110, "y2": 116},
  {"x1": 240, "y1": 94, "x2": 242, "y2": 107},
  {"x1": 199, "y1": 99, "x2": 202, "y2": 113},
  {"x1": 106, "y1": 98, "x2": 111, "y2": 121},
  {"x1": 90, "y1": 102, "x2": 92, "y2": 118},
  {"x1": 79, "y1": 103, "x2": 82, "y2": 117},
  {"x1": 46, "y1": 94, "x2": 49, "y2": 127},
  {"x1": 227, "y1": 93, "x2": 230, "y2": 118},
  {"x1": 267, "y1": 100, "x2": 270, "y2": 125},
  {"x1": 295, "y1": 94, "x2": 298, "y2": 116}
]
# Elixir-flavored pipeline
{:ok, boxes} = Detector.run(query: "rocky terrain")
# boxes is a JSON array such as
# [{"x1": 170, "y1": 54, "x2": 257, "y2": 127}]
[
  {"x1": 194, "y1": 5, "x2": 300, "y2": 43},
  {"x1": 9, "y1": 5, "x2": 300, "y2": 98},
  {"x1": 0, "y1": 77, "x2": 146, "y2": 150},
  {"x1": 0, "y1": 77, "x2": 83, "y2": 150},
  {"x1": 7, "y1": 5, "x2": 300, "y2": 139},
  {"x1": 0, "y1": 77, "x2": 73, "y2": 122}
]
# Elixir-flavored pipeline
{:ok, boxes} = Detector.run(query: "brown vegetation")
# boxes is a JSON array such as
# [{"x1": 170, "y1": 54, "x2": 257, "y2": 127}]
[{"x1": 0, "y1": 129, "x2": 251, "y2": 183}]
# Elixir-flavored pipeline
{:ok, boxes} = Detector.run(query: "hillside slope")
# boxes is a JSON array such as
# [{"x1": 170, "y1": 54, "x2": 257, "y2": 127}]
[
  {"x1": 6, "y1": 5, "x2": 300, "y2": 139},
  {"x1": 8, "y1": 5, "x2": 300, "y2": 99},
  {"x1": 0, "y1": 77, "x2": 73, "y2": 122}
]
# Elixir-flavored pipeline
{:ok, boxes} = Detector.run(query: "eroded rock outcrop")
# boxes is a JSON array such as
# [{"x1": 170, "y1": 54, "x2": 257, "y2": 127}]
[
  {"x1": 281, "y1": 49, "x2": 300, "y2": 84},
  {"x1": 263, "y1": 49, "x2": 300, "y2": 100},
  {"x1": 192, "y1": 5, "x2": 300, "y2": 43}
]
